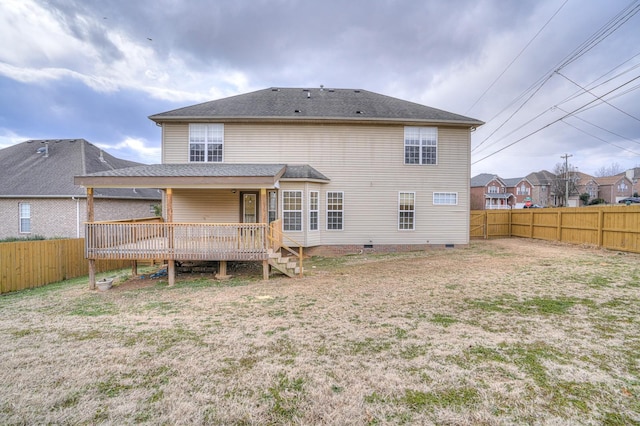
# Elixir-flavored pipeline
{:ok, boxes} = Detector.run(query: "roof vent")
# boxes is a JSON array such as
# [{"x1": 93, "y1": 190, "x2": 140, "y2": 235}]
[
  {"x1": 294, "y1": 109, "x2": 301, "y2": 113},
  {"x1": 354, "y1": 90, "x2": 361, "y2": 93},
  {"x1": 307, "y1": 92, "x2": 310, "y2": 99},
  {"x1": 271, "y1": 88, "x2": 280, "y2": 91},
  {"x1": 320, "y1": 85, "x2": 324, "y2": 91},
  {"x1": 356, "y1": 110, "x2": 364, "y2": 114}
]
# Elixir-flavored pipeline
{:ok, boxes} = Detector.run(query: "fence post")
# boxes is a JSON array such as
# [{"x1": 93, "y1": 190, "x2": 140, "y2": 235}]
[
  {"x1": 529, "y1": 210, "x2": 534, "y2": 238},
  {"x1": 557, "y1": 211, "x2": 562, "y2": 241},
  {"x1": 597, "y1": 208, "x2": 604, "y2": 247}
]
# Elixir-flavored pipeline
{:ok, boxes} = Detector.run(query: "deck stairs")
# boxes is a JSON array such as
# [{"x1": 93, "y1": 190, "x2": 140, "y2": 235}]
[{"x1": 268, "y1": 249, "x2": 302, "y2": 277}]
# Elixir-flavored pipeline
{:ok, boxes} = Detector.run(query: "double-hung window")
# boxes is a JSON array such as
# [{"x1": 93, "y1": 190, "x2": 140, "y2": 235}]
[
  {"x1": 19, "y1": 203, "x2": 31, "y2": 233},
  {"x1": 404, "y1": 127, "x2": 437, "y2": 165},
  {"x1": 326, "y1": 192, "x2": 343, "y2": 230},
  {"x1": 282, "y1": 191, "x2": 302, "y2": 231},
  {"x1": 309, "y1": 191, "x2": 319, "y2": 231},
  {"x1": 398, "y1": 192, "x2": 415, "y2": 230},
  {"x1": 189, "y1": 124, "x2": 223, "y2": 162}
]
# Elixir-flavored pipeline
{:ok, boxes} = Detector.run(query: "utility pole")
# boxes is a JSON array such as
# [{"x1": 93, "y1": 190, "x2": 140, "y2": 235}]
[{"x1": 561, "y1": 153, "x2": 573, "y2": 207}]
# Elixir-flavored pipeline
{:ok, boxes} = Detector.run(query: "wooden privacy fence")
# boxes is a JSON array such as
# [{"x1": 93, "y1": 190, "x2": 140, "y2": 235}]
[
  {"x1": 0, "y1": 238, "x2": 131, "y2": 294},
  {"x1": 471, "y1": 205, "x2": 640, "y2": 253}
]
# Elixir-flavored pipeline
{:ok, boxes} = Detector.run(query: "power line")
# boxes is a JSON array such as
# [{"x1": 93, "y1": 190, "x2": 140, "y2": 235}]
[
  {"x1": 555, "y1": 70, "x2": 640, "y2": 122},
  {"x1": 472, "y1": 73, "x2": 640, "y2": 165},
  {"x1": 464, "y1": 0, "x2": 568, "y2": 115},
  {"x1": 473, "y1": 0, "x2": 640, "y2": 153},
  {"x1": 559, "y1": 119, "x2": 640, "y2": 156}
]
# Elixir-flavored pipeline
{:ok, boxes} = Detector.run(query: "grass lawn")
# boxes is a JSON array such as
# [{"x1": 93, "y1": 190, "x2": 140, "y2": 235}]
[{"x1": 0, "y1": 238, "x2": 639, "y2": 425}]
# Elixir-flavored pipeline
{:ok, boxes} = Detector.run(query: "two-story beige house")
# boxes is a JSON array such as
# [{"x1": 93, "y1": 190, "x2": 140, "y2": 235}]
[{"x1": 75, "y1": 87, "x2": 483, "y2": 286}]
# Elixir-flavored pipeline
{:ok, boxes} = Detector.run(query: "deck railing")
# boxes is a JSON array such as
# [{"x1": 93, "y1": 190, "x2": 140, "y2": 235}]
[{"x1": 86, "y1": 222, "x2": 268, "y2": 261}]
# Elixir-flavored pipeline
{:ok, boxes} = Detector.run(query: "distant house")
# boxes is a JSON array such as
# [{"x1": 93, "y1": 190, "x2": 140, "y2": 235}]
[
  {"x1": 571, "y1": 172, "x2": 599, "y2": 205},
  {"x1": 0, "y1": 139, "x2": 161, "y2": 239},
  {"x1": 596, "y1": 174, "x2": 633, "y2": 204},
  {"x1": 470, "y1": 174, "x2": 513, "y2": 210},
  {"x1": 623, "y1": 167, "x2": 640, "y2": 196},
  {"x1": 526, "y1": 170, "x2": 555, "y2": 207},
  {"x1": 503, "y1": 177, "x2": 533, "y2": 208},
  {"x1": 75, "y1": 87, "x2": 484, "y2": 284}
]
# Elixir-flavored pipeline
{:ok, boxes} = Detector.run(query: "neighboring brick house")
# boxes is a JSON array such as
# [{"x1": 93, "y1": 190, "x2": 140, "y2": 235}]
[
  {"x1": 503, "y1": 177, "x2": 533, "y2": 208},
  {"x1": 470, "y1": 174, "x2": 513, "y2": 210},
  {"x1": 570, "y1": 172, "x2": 599, "y2": 205},
  {"x1": 596, "y1": 174, "x2": 633, "y2": 203},
  {"x1": 525, "y1": 170, "x2": 555, "y2": 207},
  {"x1": 624, "y1": 167, "x2": 640, "y2": 196},
  {"x1": 0, "y1": 139, "x2": 161, "y2": 239}
]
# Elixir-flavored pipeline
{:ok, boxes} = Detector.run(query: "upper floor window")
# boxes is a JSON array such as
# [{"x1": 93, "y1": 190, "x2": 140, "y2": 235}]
[
  {"x1": 189, "y1": 124, "x2": 223, "y2": 162},
  {"x1": 488, "y1": 185, "x2": 499, "y2": 194},
  {"x1": 19, "y1": 203, "x2": 31, "y2": 233},
  {"x1": 404, "y1": 127, "x2": 437, "y2": 165},
  {"x1": 618, "y1": 182, "x2": 628, "y2": 191},
  {"x1": 516, "y1": 184, "x2": 530, "y2": 195}
]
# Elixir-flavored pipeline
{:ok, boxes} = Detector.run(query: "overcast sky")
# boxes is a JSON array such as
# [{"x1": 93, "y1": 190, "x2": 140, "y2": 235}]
[{"x1": 1, "y1": 0, "x2": 639, "y2": 178}]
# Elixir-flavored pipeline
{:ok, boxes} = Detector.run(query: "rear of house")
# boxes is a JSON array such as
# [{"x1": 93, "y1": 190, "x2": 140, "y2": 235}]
[{"x1": 76, "y1": 87, "x2": 483, "y2": 284}]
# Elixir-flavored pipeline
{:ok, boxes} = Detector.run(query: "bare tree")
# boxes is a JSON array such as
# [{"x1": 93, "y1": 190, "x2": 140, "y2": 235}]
[
  {"x1": 594, "y1": 162, "x2": 623, "y2": 177},
  {"x1": 552, "y1": 162, "x2": 579, "y2": 206}
]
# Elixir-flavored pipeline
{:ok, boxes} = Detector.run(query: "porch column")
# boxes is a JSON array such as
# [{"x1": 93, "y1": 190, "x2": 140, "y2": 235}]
[
  {"x1": 166, "y1": 188, "x2": 175, "y2": 286},
  {"x1": 261, "y1": 188, "x2": 269, "y2": 280},
  {"x1": 87, "y1": 187, "x2": 96, "y2": 290}
]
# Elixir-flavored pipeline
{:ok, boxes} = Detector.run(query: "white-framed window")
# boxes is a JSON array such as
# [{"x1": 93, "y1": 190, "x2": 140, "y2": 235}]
[
  {"x1": 516, "y1": 184, "x2": 530, "y2": 195},
  {"x1": 433, "y1": 192, "x2": 458, "y2": 205},
  {"x1": 282, "y1": 191, "x2": 302, "y2": 231},
  {"x1": 618, "y1": 182, "x2": 628, "y2": 191},
  {"x1": 326, "y1": 192, "x2": 343, "y2": 230},
  {"x1": 189, "y1": 123, "x2": 224, "y2": 162},
  {"x1": 404, "y1": 127, "x2": 437, "y2": 165},
  {"x1": 309, "y1": 191, "x2": 319, "y2": 231},
  {"x1": 398, "y1": 192, "x2": 415, "y2": 230},
  {"x1": 488, "y1": 185, "x2": 498, "y2": 194},
  {"x1": 19, "y1": 203, "x2": 31, "y2": 233}
]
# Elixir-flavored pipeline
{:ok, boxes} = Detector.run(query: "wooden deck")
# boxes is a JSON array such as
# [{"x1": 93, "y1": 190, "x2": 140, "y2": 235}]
[{"x1": 86, "y1": 222, "x2": 270, "y2": 261}]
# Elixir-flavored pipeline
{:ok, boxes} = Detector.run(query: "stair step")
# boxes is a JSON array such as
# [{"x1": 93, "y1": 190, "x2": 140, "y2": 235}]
[{"x1": 277, "y1": 257, "x2": 290, "y2": 264}]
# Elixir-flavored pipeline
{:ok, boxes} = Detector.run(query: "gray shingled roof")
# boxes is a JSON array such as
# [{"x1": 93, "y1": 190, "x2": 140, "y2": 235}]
[
  {"x1": 0, "y1": 139, "x2": 160, "y2": 199},
  {"x1": 149, "y1": 87, "x2": 484, "y2": 126},
  {"x1": 526, "y1": 170, "x2": 556, "y2": 186},
  {"x1": 470, "y1": 173, "x2": 503, "y2": 187},
  {"x1": 78, "y1": 163, "x2": 329, "y2": 181},
  {"x1": 84, "y1": 163, "x2": 287, "y2": 178},
  {"x1": 502, "y1": 177, "x2": 526, "y2": 187}
]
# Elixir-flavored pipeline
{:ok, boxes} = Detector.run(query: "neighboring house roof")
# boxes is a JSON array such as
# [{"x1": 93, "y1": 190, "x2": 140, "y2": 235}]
[
  {"x1": 502, "y1": 177, "x2": 528, "y2": 187},
  {"x1": 470, "y1": 173, "x2": 504, "y2": 187},
  {"x1": 526, "y1": 170, "x2": 555, "y2": 186},
  {"x1": 75, "y1": 163, "x2": 329, "y2": 188},
  {"x1": 0, "y1": 139, "x2": 160, "y2": 199},
  {"x1": 149, "y1": 87, "x2": 484, "y2": 127},
  {"x1": 485, "y1": 193, "x2": 514, "y2": 200},
  {"x1": 596, "y1": 175, "x2": 629, "y2": 186}
]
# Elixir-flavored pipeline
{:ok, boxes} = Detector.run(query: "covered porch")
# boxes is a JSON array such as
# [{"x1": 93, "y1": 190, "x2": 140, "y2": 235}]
[{"x1": 74, "y1": 164, "x2": 326, "y2": 289}]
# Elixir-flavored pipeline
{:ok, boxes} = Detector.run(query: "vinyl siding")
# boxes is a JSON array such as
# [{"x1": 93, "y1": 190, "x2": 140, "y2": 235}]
[
  {"x1": 172, "y1": 189, "x2": 239, "y2": 223},
  {"x1": 163, "y1": 122, "x2": 471, "y2": 246}
]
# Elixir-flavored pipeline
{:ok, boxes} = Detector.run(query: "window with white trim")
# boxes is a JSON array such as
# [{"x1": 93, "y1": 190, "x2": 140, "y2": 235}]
[
  {"x1": 282, "y1": 191, "x2": 302, "y2": 231},
  {"x1": 326, "y1": 192, "x2": 343, "y2": 230},
  {"x1": 488, "y1": 185, "x2": 498, "y2": 194},
  {"x1": 433, "y1": 192, "x2": 458, "y2": 205},
  {"x1": 398, "y1": 192, "x2": 415, "y2": 230},
  {"x1": 404, "y1": 127, "x2": 437, "y2": 165},
  {"x1": 19, "y1": 203, "x2": 31, "y2": 233},
  {"x1": 618, "y1": 181, "x2": 628, "y2": 191},
  {"x1": 189, "y1": 124, "x2": 224, "y2": 162},
  {"x1": 309, "y1": 191, "x2": 319, "y2": 231}
]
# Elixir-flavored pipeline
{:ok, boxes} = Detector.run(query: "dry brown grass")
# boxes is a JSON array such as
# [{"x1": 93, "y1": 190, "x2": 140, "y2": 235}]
[{"x1": 1, "y1": 238, "x2": 639, "y2": 425}]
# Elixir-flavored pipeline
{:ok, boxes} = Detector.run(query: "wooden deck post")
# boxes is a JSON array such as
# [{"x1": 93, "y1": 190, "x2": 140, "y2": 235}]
[
  {"x1": 166, "y1": 188, "x2": 175, "y2": 286},
  {"x1": 216, "y1": 260, "x2": 230, "y2": 280},
  {"x1": 261, "y1": 188, "x2": 269, "y2": 281},
  {"x1": 87, "y1": 187, "x2": 96, "y2": 290}
]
